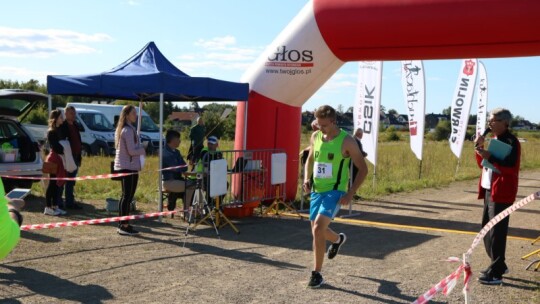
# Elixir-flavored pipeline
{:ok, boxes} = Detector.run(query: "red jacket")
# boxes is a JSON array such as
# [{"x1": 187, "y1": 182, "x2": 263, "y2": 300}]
[
  {"x1": 46, "y1": 151, "x2": 66, "y2": 187},
  {"x1": 476, "y1": 131, "x2": 520, "y2": 203}
]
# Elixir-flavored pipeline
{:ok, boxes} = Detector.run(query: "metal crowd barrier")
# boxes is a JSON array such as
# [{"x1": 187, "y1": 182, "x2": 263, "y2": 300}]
[{"x1": 199, "y1": 149, "x2": 286, "y2": 206}]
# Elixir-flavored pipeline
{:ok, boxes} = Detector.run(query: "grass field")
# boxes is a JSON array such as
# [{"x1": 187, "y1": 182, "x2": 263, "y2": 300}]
[{"x1": 31, "y1": 130, "x2": 540, "y2": 205}]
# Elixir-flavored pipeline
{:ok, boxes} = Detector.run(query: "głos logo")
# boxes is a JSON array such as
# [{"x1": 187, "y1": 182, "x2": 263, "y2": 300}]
[{"x1": 266, "y1": 46, "x2": 314, "y2": 67}]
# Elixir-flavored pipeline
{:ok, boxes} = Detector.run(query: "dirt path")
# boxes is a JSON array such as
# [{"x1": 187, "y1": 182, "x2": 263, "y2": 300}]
[{"x1": 1, "y1": 170, "x2": 539, "y2": 303}]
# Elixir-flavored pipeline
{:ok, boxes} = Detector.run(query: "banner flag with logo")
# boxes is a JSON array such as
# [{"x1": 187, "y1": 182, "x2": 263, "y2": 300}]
[
  {"x1": 449, "y1": 59, "x2": 478, "y2": 158},
  {"x1": 475, "y1": 61, "x2": 488, "y2": 137},
  {"x1": 401, "y1": 60, "x2": 426, "y2": 160},
  {"x1": 353, "y1": 61, "x2": 383, "y2": 166}
]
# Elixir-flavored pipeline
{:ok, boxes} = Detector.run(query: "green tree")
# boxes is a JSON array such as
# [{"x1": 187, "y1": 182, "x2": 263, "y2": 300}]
[
  {"x1": 442, "y1": 106, "x2": 451, "y2": 116},
  {"x1": 511, "y1": 115, "x2": 524, "y2": 128},
  {"x1": 143, "y1": 101, "x2": 174, "y2": 123},
  {"x1": 200, "y1": 103, "x2": 237, "y2": 140},
  {"x1": 222, "y1": 108, "x2": 238, "y2": 140},
  {"x1": 385, "y1": 126, "x2": 400, "y2": 141},
  {"x1": 21, "y1": 104, "x2": 48, "y2": 124},
  {"x1": 432, "y1": 119, "x2": 451, "y2": 141},
  {"x1": 190, "y1": 102, "x2": 201, "y2": 112},
  {"x1": 468, "y1": 114, "x2": 477, "y2": 125},
  {"x1": 202, "y1": 110, "x2": 223, "y2": 139}
]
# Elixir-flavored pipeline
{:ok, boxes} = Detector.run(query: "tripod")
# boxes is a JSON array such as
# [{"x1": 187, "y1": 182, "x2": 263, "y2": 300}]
[
  {"x1": 184, "y1": 173, "x2": 240, "y2": 241},
  {"x1": 263, "y1": 184, "x2": 303, "y2": 219},
  {"x1": 184, "y1": 174, "x2": 220, "y2": 239},
  {"x1": 193, "y1": 192, "x2": 239, "y2": 234}
]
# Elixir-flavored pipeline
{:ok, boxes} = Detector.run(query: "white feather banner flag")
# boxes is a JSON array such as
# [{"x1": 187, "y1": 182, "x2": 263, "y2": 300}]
[
  {"x1": 475, "y1": 61, "x2": 488, "y2": 137},
  {"x1": 401, "y1": 60, "x2": 426, "y2": 160},
  {"x1": 449, "y1": 59, "x2": 478, "y2": 158},
  {"x1": 353, "y1": 61, "x2": 383, "y2": 166}
]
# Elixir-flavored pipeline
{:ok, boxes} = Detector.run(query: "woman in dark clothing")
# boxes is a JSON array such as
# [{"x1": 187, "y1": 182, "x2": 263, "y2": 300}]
[{"x1": 44, "y1": 109, "x2": 67, "y2": 216}]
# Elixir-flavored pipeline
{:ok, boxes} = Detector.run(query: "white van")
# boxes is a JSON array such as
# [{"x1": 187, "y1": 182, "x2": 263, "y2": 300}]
[
  {"x1": 67, "y1": 103, "x2": 161, "y2": 153},
  {"x1": 59, "y1": 107, "x2": 116, "y2": 156}
]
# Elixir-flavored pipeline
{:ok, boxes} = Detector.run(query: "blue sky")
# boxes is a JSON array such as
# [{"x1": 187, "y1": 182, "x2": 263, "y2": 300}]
[{"x1": 1, "y1": 0, "x2": 539, "y2": 123}]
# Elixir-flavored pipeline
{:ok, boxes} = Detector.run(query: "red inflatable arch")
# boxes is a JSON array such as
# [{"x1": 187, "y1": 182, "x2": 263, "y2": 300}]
[{"x1": 235, "y1": 0, "x2": 540, "y2": 200}]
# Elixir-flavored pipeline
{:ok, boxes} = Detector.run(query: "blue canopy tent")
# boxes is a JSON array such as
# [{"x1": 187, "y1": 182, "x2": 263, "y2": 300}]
[
  {"x1": 47, "y1": 41, "x2": 249, "y2": 101},
  {"x1": 47, "y1": 41, "x2": 249, "y2": 212}
]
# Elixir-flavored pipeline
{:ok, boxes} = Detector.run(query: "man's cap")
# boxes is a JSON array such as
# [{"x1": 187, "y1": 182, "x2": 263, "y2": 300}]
[{"x1": 207, "y1": 136, "x2": 218, "y2": 144}]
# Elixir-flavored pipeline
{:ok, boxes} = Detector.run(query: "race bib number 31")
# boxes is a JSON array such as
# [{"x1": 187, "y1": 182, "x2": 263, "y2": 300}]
[{"x1": 314, "y1": 162, "x2": 333, "y2": 178}]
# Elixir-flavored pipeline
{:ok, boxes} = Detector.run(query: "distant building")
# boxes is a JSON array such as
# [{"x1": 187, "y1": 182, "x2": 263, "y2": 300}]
[
  {"x1": 513, "y1": 119, "x2": 534, "y2": 130},
  {"x1": 379, "y1": 112, "x2": 408, "y2": 130},
  {"x1": 382, "y1": 113, "x2": 408, "y2": 130},
  {"x1": 425, "y1": 113, "x2": 450, "y2": 129}
]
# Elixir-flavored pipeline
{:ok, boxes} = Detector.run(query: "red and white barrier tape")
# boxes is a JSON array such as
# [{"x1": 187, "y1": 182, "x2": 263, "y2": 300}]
[
  {"x1": 20, "y1": 210, "x2": 177, "y2": 231},
  {"x1": 413, "y1": 257, "x2": 472, "y2": 304},
  {"x1": 1, "y1": 172, "x2": 134, "y2": 181},
  {"x1": 413, "y1": 191, "x2": 539, "y2": 304},
  {"x1": 465, "y1": 191, "x2": 539, "y2": 257},
  {"x1": 0, "y1": 164, "x2": 188, "y2": 181}
]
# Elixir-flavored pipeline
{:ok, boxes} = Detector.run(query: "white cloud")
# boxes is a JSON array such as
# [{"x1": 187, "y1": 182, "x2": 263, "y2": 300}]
[
  {"x1": 0, "y1": 66, "x2": 50, "y2": 83},
  {"x1": 0, "y1": 26, "x2": 113, "y2": 58},
  {"x1": 319, "y1": 72, "x2": 357, "y2": 91},
  {"x1": 195, "y1": 36, "x2": 236, "y2": 49},
  {"x1": 176, "y1": 35, "x2": 263, "y2": 74},
  {"x1": 127, "y1": 0, "x2": 141, "y2": 6},
  {"x1": 178, "y1": 54, "x2": 196, "y2": 60}
]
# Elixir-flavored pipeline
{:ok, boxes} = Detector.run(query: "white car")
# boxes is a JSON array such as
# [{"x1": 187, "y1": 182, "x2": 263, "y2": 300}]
[{"x1": 0, "y1": 89, "x2": 46, "y2": 191}]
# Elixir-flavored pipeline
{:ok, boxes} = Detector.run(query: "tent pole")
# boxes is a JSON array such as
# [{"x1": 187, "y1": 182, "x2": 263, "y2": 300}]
[
  {"x1": 243, "y1": 100, "x2": 248, "y2": 150},
  {"x1": 48, "y1": 95, "x2": 52, "y2": 114},
  {"x1": 158, "y1": 94, "x2": 164, "y2": 219}
]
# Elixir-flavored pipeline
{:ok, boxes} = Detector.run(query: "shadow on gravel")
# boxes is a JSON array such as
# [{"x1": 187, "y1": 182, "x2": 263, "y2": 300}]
[
  {"x1": 0, "y1": 265, "x2": 113, "y2": 303},
  {"x1": 183, "y1": 242, "x2": 304, "y2": 270},
  {"x1": 180, "y1": 217, "x2": 439, "y2": 260},
  {"x1": 500, "y1": 276, "x2": 540, "y2": 291},
  {"x1": 371, "y1": 199, "x2": 471, "y2": 212},
  {"x1": 333, "y1": 276, "x2": 447, "y2": 304},
  {"x1": 421, "y1": 198, "x2": 540, "y2": 215},
  {"x1": 5, "y1": 236, "x2": 155, "y2": 265},
  {"x1": 20, "y1": 230, "x2": 60, "y2": 243}
]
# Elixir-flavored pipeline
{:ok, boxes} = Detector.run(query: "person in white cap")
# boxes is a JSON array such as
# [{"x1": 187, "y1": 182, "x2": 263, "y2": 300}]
[{"x1": 197, "y1": 136, "x2": 224, "y2": 206}]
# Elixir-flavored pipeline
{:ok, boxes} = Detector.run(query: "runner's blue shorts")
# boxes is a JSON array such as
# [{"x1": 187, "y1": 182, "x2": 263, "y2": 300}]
[{"x1": 309, "y1": 190, "x2": 345, "y2": 221}]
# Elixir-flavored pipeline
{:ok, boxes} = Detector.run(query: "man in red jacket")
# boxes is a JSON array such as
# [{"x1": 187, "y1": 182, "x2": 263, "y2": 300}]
[{"x1": 474, "y1": 108, "x2": 521, "y2": 285}]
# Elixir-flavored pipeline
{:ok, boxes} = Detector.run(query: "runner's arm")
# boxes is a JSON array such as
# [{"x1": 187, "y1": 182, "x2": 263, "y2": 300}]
[{"x1": 303, "y1": 132, "x2": 316, "y2": 193}]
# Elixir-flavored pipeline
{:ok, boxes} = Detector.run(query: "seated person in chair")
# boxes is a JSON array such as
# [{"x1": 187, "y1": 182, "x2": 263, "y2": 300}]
[{"x1": 162, "y1": 130, "x2": 194, "y2": 212}]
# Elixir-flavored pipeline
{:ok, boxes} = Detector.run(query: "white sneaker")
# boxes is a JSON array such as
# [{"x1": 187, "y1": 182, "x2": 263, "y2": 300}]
[
  {"x1": 55, "y1": 208, "x2": 67, "y2": 215},
  {"x1": 44, "y1": 207, "x2": 61, "y2": 216}
]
